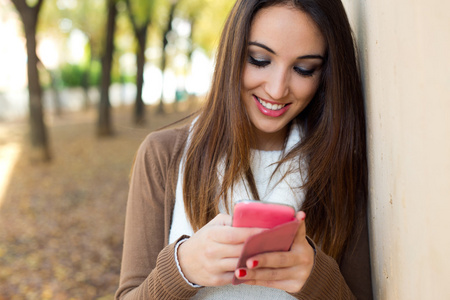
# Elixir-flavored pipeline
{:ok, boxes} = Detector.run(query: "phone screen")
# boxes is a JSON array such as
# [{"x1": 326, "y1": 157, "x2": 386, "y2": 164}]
[{"x1": 232, "y1": 200, "x2": 296, "y2": 228}]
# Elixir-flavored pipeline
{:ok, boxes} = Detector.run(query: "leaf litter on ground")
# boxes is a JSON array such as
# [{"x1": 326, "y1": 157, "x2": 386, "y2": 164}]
[{"x1": 0, "y1": 103, "x2": 198, "y2": 300}]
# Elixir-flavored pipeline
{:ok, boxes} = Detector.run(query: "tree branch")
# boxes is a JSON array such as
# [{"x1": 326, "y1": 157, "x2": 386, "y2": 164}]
[
  {"x1": 35, "y1": 0, "x2": 45, "y2": 12},
  {"x1": 124, "y1": 0, "x2": 138, "y2": 34},
  {"x1": 10, "y1": 0, "x2": 28, "y2": 18}
]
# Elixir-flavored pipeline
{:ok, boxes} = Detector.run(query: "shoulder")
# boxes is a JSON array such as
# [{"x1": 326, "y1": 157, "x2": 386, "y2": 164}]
[
  {"x1": 140, "y1": 123, "x2": 190, "y2": 158},
  {"x1": 132, "y1": 122, "x2": 190, "y2": 190},
  {"x1": 139, "y1": 122, "x2": 190, "y2": 157}
]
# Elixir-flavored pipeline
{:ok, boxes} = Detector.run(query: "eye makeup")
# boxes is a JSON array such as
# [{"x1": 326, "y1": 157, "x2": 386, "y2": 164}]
[
  {"x1": 248, "y1": 55, "x2": 270, "y2": 68},
  {"x1": 294, "y1": 66, "x2": 315, "y2": 77},
  {"x1": 247, "y1": 42, "x2": 322, "y2": 78},
  {"x1": 248, "y1": 53, "x2": 318, "y2": 77}
]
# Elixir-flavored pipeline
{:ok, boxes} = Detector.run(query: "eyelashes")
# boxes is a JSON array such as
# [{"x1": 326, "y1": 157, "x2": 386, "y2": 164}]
[
  {"x1": 294, "y1": 66, "x2": 315, "y2": 77},
  {"x1": 248, "y1": 55, "x2": 270, "y2": 68},
  {"x1": 248, "y1": 55, "x2": 316, "y2": 77}
]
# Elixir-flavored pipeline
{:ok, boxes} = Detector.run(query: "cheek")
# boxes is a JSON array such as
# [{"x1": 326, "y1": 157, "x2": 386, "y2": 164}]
[
  {"x1": 292, "y1": 78, "x2": 321, "y2": 101},
  {"x1": 242, "y1": 67, "x2": 265, "y2": 91}
]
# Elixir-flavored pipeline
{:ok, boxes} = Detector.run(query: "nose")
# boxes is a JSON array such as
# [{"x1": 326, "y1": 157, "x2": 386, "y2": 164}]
[{"x1": 264, "y1": 68, "x2": 290, "y2": 100}]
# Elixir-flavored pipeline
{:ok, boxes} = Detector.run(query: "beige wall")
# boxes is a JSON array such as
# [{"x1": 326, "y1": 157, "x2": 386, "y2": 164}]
[{"x1": 341, "y1": 0, "x2": 450, "y2": 299}]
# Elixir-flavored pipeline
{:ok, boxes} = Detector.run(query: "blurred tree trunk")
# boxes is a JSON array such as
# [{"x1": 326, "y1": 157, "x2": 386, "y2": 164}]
[
  {"x1": 157, "y1": 0, "x2": 178, "y2": 115},
  {"x1": 135, "y1": 28, "x2": 146, "y2": 124},
  {"x1": 81, "y1": 70, "x2": 91, "y2": 110},
  {"x1": 133, "y1": 26, "x2": 147, "y2": 125},
  {"x1": 97, "y1": 0, "x2": 118, "y2": 136},
  {"x1": 81, "y1": 43, "x2": 92, "y2": 110},
  {"x1": 36, "y1": 58, "x2": 62, "y2": 116},
  {"x1": 11, "y1": 0, "x2": 51, "y2": 162},
  {"x1": 125, "y1": 0, "x2": 149, "y2": 125}
]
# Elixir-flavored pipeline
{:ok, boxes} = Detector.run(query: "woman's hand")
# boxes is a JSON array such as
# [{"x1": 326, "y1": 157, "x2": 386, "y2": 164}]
[
  {"x1": 177, "y1": 213, "x2": 266, "y2": 287},
  {"x1": 234, "y1": 211, "x2": 314, "y2": 293}
]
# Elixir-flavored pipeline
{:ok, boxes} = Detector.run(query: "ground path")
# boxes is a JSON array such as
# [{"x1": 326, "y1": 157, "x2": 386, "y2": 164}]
[{"x1": 0, "y1": 103, "x2": 197, "y2": 299}]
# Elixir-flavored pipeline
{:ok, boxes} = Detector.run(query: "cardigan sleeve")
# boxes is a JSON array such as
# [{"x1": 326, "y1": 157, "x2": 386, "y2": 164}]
[
  {"x1": 115, "y1": 130, "x2": 200, "y2": 300},
  {"x1": 289, "y1": 212, "x2": 373, "y2": 300}
]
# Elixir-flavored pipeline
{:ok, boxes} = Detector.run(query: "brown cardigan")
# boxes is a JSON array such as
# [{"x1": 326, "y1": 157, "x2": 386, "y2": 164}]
[{"x1": 115, "y1": 124, "x2": 373, "y2": 300}]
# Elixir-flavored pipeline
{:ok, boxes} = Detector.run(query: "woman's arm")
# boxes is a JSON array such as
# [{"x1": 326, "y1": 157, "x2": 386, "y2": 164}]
[
  {"x1": 115, "y1": 130, "x2": 199, "y2": 300},
  {"x1": 115, "y1": 128, "x2": 267, "y2": 299}
]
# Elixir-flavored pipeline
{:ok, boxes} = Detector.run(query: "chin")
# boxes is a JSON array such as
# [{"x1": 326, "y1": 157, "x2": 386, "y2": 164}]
[{"x1": 254, "y1": 122, "x2": 287, "y2": 135}]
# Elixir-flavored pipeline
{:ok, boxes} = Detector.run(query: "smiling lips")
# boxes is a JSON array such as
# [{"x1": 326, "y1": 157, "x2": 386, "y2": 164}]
[{"x1": 253, "y1": 95, "x2": 291, "y2": 117}]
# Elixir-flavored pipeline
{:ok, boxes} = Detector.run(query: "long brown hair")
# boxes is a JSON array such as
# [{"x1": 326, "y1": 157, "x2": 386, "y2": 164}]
[{"x1": 183, "y1": 0, "x2": 367, "y2": 261}]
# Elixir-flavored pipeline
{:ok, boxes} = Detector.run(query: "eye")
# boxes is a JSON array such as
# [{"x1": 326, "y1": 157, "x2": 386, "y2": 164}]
[
  {"x1": 294, "y1": 66, "x2": 315, "y2": 77},
  {"x1": 248, "y1": 55, "x2": 270, "y2": 68}
]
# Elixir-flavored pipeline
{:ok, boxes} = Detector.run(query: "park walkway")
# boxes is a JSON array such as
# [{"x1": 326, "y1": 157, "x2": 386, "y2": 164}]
[{"x1": 0, "y1": 104, "x2": 196, "y2": 299}]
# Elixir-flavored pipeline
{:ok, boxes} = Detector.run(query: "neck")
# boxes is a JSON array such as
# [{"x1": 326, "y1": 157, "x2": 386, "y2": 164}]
[{"x1": 253, "y1": 126, "x2": 289, "y2": 151}]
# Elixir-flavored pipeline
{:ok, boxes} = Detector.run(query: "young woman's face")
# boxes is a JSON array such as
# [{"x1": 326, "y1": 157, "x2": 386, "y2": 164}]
[{"x1": 241, "y1": 5, "x2": 326, "y2": 150}]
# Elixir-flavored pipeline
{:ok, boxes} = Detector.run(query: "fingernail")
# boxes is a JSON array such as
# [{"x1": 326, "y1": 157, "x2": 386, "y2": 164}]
[
  {"x1": 252, "y1": 260, "x2": 259, "y2": 268},
  {"x1": 238, "y1": 269, "x2": 247, "y2": 277},
  {"x1": 300, "y1": 211, "x2": 306, "y2": 221}
]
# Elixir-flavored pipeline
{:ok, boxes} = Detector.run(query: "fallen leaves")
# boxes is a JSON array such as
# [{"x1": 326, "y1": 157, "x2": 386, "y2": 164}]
[{"x1": 0, "y1": 105, "x2": 197, "y2": 299}]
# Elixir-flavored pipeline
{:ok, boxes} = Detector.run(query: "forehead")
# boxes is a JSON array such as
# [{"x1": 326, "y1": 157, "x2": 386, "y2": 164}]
[{"x1": 249, "y1": 5, "x2": 325, "y2": 55}]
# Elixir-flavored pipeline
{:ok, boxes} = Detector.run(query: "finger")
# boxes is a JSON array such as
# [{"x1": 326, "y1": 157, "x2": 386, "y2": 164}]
[
  {"x1": 201, "y1": 257, "x2": 240, "y2": 275},
  {"x1": 246, "y1": 251, "x2": 299, "y2": 269},
  {"x1": 236, "y1": 266, "x2": 293, "y2": 282},
  {"x1": 204, "y1": 242, "x2": 245, "y2": 260},
  {"x1": 218, "y1": 258, "x2": 241, "y2": 272},
  {"x1": 211, "y1": 226, "x2": 266, "y2": 245},
  {"x1": 236, "y1": 267, "x2": 305, "y2": 293},
  {"x1": 241, "y1": 264, "x2": 312, "y2": 282},
  {"x1": 295, "y1": 211, "x2": 307, "y2": 238},
  {"x1": 204, "y1": 271, "x2": 236, "y2": 287},
  {"x1": 207, "y1": 213, "x2": 233, "y2": 227},
  {"x1": 289, "y1": 211, "x2": 310, "y2": 252}
]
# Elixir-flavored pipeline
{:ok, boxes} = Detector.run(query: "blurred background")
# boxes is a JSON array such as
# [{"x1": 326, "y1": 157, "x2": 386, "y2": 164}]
[{"x1": 0, "y1": 0, "x2": 234, "y2": 298}]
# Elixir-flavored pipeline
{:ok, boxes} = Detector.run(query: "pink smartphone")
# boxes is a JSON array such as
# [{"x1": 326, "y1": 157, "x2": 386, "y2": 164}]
[
  {"x1": 232, "y1": 200, "x2": 300, "y2": 285},
  {"x1": 232, "y1": 200, "x2": 296, "y2": 228}
]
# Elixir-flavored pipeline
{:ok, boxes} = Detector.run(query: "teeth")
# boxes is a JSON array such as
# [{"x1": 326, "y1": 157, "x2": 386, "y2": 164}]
[{"x1": 257, "y1": 97, "x2": 286, "y2": 111}]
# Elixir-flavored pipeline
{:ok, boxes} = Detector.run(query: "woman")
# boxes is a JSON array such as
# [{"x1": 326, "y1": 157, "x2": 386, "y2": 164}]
[{"x1": 116, "y1": 0, "x2": 372, "y2": 299}]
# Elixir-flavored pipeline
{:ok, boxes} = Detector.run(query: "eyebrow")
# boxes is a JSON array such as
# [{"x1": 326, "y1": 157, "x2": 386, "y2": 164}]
[{"x1": 249, "y1": 41, "x2": 324, "y2": 60}]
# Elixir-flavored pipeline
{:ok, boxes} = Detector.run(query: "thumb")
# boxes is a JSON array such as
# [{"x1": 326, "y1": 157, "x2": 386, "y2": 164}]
[
  {"x1": 294, "y1": 211, "x2": 307, "y2": 238},
  {"x1": 206, "y1": 213, "x2": 232, "y2": 227}
]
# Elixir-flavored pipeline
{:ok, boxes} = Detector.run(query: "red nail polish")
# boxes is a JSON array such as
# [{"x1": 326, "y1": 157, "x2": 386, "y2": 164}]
[
  {"x1": 238, "y1": 269, "x2": 247, "y2": 277},
  {"x1": 252, "y1": 260, "x2": 259, "y2": 268},
  {"x1": 300, "y1": 212, "x2": 306, "y2": 221}
]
